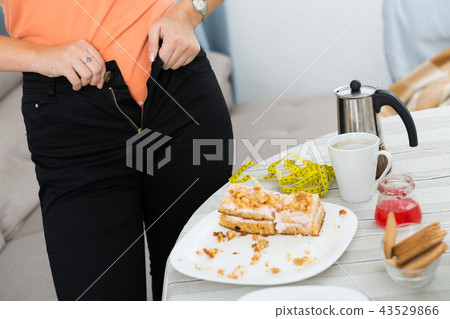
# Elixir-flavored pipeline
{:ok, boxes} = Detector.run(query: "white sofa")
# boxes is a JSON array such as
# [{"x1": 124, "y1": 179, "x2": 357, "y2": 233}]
[{"x1": 0, "y1": 52, "x2": 335, "y2": 300}]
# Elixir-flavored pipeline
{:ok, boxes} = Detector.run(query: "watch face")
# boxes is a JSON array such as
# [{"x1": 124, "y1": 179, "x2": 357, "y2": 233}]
[
  {"x1": 194, "y1": 0, "x2": 207, "y2": 14},
  {"x1": 197, "y1": 1, "x2": 206, "y2": 10}
]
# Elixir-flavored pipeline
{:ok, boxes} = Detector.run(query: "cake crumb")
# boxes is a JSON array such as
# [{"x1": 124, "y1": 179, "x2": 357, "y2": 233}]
[
  {"x1": 258, "y1": 238, "x2": 269, "y2": 249},
  {"x1": 203, "y1": 248, "x2": 219, "y2": 259},
  {"x1": 195, "y1": 250, "x2": 204, "y2": 256},
  {"x1": 339, "y1": 209, "x2": 347, "y2": 216},
  {"x1": 226, "y1": 230, "x2": 236, "y2": 240},
  {"x1": 232, "y1": 252, "x2": 239, "y2": 255},
  {"x1": 293, "y1": 256, "x2": 316, "y2": 266},
  {"x1": 250, "y1": 253, "x2": 261, "y2": 265},
  {"x1": 252, "y1": 234, "x2": 259, "y2": 241},
  {"x1": 226, "y1": 265, "x2": 245, "y2": 279},
  {"x1": 265, "y1": 261, "x2": 269, "y2": 267},
  {"x1": 304, "y1": 250, "x2": 310, "y2": 255},
  {"x1": 237, "y1": 232, "x2": 248, "y2": 238},
  {"x1": 270, "y1": 267, "x2": 280, "y2": 274},
  {"x1": 213, "y1": 231, "x2": 225, "y2": 243},
  {"x1": 252, "y1": 243, "x2": 261, "y2": 252},
  {"x1": 217, "y1": 269, "x2": 225, "y2": 276},
  {"x1": 285, "y1": 252, "x2": 292, "y2": 261},
  {"x1": 194, "y1": 264, "x2": 201, "y2": 271}
]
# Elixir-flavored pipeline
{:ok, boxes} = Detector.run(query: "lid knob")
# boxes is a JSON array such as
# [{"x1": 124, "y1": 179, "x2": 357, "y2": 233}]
[{"x1": 350, "y1": 80, "x2": 361, "y2": 93}]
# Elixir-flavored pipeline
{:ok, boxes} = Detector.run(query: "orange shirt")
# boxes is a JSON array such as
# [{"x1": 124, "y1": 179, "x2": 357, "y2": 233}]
[{"x1": 0, "y1": 0, "x2": 175, "y2": 103}]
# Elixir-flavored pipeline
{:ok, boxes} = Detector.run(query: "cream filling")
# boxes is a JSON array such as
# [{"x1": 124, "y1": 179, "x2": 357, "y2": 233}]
[
  {"x1": 220, "y1": 202, "x2": 274, "y2": 219},
  {"x1": 224, "y1": 215, "x2": 273, "y2": 225}
]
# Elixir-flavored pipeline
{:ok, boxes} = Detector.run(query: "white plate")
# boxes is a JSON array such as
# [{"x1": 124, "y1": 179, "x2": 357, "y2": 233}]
[
  {"x1": 170, "y1": 202, "x2": 357, "y2": 285},
  {"x1": 238, "y1": 286, "x2": 368, "y2": 301}
]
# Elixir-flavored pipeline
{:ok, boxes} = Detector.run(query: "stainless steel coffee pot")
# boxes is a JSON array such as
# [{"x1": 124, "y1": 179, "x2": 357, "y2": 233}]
[{"x1": 334, "y1": 80, "x2": 418, "y2": 177}]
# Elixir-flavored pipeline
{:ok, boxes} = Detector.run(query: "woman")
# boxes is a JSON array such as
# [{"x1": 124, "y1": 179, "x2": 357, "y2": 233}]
[{"x1": 0, "y1": 0, "x2": 232, "y2": 300}]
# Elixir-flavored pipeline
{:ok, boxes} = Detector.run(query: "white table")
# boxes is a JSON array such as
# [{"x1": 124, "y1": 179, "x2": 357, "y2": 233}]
[{"x1": 162, "y1": 106, "x2": 450, "y2": 301}]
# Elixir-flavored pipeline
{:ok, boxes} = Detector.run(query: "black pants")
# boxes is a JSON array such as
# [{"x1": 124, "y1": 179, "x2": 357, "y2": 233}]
[{"x1": 21, "y1": 49, "x2": 233, "y2": 300}]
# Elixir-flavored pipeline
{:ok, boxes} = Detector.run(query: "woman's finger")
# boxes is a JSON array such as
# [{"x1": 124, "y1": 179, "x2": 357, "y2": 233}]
[
  {"x1": 181, "y1": 53, "x2": 196, "y2": 67},
  {"x1": 159, "y1": 44, "x2": 178, "y2": 70},
  {"x1": 85, "y1": 57, "x2": 103, "y2": 87},
  {"x1": 72, "y1": 58, "x2": 93, "y2": 87},
  {"x1": 171, "y1": 54, "x2": 190, "y2": 70},
  {"x1": 85, "y1": 44, "x2": 106, "y2": 89},
  {"x1": 64, "y1": 68, "x2": 83, "y2": 91}
]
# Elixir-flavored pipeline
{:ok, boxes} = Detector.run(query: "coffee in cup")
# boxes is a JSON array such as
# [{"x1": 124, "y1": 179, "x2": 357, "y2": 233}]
[{"x1": 327, "y1": 132, "x2": 393, "y2": 203}]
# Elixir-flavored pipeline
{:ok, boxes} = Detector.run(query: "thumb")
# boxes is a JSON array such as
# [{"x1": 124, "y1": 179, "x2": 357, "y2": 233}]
[{"x1": 148, "y1": 24, "x2": 161, "y2": 63}]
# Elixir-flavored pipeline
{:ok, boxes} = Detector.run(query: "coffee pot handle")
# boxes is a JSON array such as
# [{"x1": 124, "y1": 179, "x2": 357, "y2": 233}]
[{"x1": 373, "y1": 89, "x2": 418, "y2": 147}]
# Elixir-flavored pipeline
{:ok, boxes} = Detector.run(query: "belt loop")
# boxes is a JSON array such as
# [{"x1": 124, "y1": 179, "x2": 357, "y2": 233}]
[{"x1": 47, "y1": 77, "x2": 56, "y2": 97}]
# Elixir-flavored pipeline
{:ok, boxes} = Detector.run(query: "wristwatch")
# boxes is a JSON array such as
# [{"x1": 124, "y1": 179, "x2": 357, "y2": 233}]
[{"x1": 192, "y1": 0, "x2": 208, "y2": 21}]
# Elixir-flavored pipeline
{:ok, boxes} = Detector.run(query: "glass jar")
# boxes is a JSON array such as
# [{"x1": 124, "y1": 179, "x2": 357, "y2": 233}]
[{"x1": 374, "y1": 174, "x2": 422, "y2": 228}]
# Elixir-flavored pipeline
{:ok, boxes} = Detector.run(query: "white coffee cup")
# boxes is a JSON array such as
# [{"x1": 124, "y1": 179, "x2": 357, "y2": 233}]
[{"x1": 327, "y1": 132, "x2": 393, "y2": 203}]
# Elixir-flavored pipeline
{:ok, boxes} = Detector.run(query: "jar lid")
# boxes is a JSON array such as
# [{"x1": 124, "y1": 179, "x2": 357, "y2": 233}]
[{"x1": 334, "y1": 80, "x2": 377, "y2": 99}]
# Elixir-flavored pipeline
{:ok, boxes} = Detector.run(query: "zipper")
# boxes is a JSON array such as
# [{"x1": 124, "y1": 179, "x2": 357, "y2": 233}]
[{"x1": 109, "y1": 87, "x2": 141, "y2": 133}]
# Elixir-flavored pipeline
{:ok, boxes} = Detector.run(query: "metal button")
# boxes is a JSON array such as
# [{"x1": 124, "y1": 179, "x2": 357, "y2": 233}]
[{"x1": 104, "y1": 71, "x2": 114, "y2": 83}]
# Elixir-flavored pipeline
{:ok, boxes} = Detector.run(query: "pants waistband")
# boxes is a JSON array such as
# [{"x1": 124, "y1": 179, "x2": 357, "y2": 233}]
[{"x1": 22, "y1": 60, "x2": 126, "y2": 96}]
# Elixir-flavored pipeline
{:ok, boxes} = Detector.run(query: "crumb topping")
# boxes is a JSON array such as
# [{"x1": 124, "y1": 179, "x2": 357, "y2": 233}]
[
  {"x1": 223, "y1": 185, "x2": 279, "y2": 210},
  {"x1": 282, "y1": 193, "x2": 314, "y2": 214},
  {"x1": 339, "y1": 209, "x2": 347, "y2": 216}
]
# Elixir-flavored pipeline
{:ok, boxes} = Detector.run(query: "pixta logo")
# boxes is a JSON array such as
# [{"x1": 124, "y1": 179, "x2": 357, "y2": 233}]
[{"x1": 126, "y1": 129, "x2": 172, "y2": 176}]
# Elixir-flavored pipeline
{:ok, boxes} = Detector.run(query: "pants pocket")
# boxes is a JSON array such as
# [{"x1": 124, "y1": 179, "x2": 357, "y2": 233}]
[{"x1": 21, "y1": 96, "x2": 57, "y2": 133}]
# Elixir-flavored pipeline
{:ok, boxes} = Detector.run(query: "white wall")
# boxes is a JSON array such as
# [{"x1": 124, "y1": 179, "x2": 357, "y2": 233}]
[{"x1": 226, "y1": 0, "x2": 393, "y2": 104}]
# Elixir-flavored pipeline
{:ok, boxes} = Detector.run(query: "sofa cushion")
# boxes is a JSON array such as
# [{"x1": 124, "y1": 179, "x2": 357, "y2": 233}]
[
  {"x1": 0, "y1": 231, "x2": 4, "y2": 253},
  {"x1": 0, "y1": 77, "x2": 40, "y2": 240},
  {"x1": 11, "y1": 206, "x2": 43, "y2": 239},
  {"x1": 0, "y1": 232, "x2": 57, "y2": 300},
  {"x1": 0, "y1": 72, "x2": 22, "y2": 102},
  {"x1": 230, "y1": 93, "x2": 337, "y2": 170}
]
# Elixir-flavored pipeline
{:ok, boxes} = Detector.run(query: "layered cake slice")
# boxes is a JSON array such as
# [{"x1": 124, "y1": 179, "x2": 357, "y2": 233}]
[
  {"x1": 218, "y1": 184, "x2": 280, "y2": 235},
  {"x1": 218, "y1": 184, "x2": 326, "y2": 236},
  {"x1": 275, "y1": 192, "x2": 325, "y2": 236}
]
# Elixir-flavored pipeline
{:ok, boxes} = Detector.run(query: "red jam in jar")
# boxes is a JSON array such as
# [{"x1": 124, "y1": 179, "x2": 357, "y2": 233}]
[{"x1": 374, "y1": 174, "x2": 422, "y2": 228}]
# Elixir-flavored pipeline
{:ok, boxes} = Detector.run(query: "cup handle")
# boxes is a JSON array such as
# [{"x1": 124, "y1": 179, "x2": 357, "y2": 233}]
[{"x1": 372, "y1": 150, "x2": 393, "y2": 193}]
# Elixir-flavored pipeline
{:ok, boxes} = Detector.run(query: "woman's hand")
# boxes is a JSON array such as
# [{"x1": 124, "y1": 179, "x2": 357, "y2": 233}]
[
  {"x1": 36, "y1": 40, "x2": 106, "y2": 91},
  {"x1": 148, "y1": 2, "x2": 202, "y2": 70}
]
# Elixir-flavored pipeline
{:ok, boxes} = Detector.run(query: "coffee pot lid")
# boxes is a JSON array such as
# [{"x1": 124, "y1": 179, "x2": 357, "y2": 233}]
[{"x1": 334, "y1": 80, "x2": 377, "y2": 99}]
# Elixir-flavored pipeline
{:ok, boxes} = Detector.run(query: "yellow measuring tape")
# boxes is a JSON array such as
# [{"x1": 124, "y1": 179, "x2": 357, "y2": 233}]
[{"x1": 229, "y1": 153, "x2": 335, "y2": 197}]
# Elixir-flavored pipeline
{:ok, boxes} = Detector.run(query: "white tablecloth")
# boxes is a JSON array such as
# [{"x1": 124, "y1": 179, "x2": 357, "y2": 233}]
[{"x1": 162, "y1": 106, "x2": 450, "y2": 301}]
